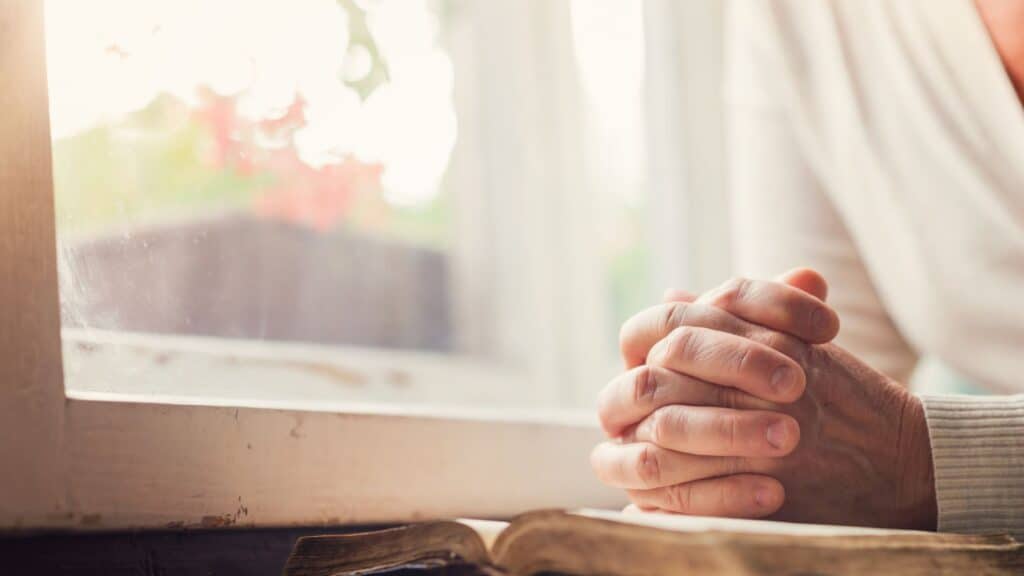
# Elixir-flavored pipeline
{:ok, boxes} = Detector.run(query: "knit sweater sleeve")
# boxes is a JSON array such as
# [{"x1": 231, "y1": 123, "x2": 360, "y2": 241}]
[{"x1": 921, "y1": 394, "x2": 1024, "y2": 540}]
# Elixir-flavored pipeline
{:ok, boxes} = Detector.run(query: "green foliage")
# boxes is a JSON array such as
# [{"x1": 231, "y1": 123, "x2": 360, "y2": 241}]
[
  {"x1": 337, "y1": 0, "x2": 390, "y2": 100},
  {"x1": 607, "y1": 205, "x2": 653, "y2": 337},
  {"x1": 51, "y1": 89, "x2": 449, "y2": 250},
  {"x1": 51, "y1": 0, "x2": 455, "y2": 251},
  {"x1": 52, "y1": 95, "x2": 273, "y2": 234}
]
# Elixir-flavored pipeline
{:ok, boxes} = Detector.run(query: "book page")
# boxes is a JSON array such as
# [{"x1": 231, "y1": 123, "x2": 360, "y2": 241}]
[
  {"x1": 575, "y1": 508, "x2": 928, "y2": 536},
  {"x1": 457, "y1": 518, "x2": 509, "y2": 551}
]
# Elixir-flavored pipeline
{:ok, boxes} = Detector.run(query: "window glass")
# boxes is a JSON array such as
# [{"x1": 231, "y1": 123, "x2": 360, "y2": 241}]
[
  {"x1": 571, "y1": 0, "x2": 650, "y2": 332},
  {"x1": 47, "y1": 0, "x2": 652, "y2": 408}
]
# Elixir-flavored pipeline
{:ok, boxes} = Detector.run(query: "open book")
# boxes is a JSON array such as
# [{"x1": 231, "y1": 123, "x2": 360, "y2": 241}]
[{"x1": 284, "y1": 509, "x2": 1024, "y2": 575}]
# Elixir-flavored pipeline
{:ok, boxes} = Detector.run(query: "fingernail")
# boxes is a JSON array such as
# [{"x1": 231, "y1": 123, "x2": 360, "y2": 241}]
[
  {"x1": 765, "y1": 420, "x2": 789, "y2": 449},
  {"x1": 771, "y1": 365, "x2": 795, "y2": 395},
  {"x1": 755, "y1": 486, "x2": 776, "y2": 508}
]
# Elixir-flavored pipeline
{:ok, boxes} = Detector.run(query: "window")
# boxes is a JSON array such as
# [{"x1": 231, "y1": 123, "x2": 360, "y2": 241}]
[
  {"x1": 49, "y1": 0, "x2": 660, "y2": 411},
  {"x1": 0, "y1": 0, "x2": 726, "y2": 530}
]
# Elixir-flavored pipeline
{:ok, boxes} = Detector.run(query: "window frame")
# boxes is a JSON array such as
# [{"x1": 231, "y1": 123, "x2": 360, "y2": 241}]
[
  {"x1": 0, "y1": 0, "x2": 726, "y2": 531},
  {"x1": 1, "y1": 0, "x2": 633, "y2": 532}
]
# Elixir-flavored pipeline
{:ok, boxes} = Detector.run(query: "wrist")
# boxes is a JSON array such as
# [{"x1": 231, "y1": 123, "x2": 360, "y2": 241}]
[{"x1": 897, "y1": 392, "x2": 937, "y2": 530}]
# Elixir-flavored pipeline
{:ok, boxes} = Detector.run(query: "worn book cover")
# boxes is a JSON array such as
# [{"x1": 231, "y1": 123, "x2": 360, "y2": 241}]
[{"x1": 284, "y1": 509, "x2": 1024, "y2": 575}]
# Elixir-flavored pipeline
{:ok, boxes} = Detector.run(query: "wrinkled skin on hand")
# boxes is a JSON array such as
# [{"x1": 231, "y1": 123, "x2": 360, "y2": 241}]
[
  {"x1": 591, "y1": 270, "x2": 937, "y2": 529},
  {"x1": 737, "y1": 342, "x2": 934, "y2": 528}
]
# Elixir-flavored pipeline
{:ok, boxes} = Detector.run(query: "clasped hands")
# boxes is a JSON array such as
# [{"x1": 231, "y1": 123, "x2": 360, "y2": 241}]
[{"x1": 591, "y1": 269, "x2": 937, "y2": 530}]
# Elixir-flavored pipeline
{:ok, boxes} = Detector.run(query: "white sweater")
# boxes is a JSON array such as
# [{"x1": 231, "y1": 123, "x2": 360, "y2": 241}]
[{"x1": 726, "y1": 0, "x2": 1024, "y2": 537}]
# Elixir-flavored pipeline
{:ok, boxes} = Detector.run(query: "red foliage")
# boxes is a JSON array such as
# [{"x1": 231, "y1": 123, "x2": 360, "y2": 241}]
[
  {"x1": 254, "y1": 150, "x2": 383, "y2": 232},
  {"x1": 191, "y1": 87, "x2": 382, "y2": 231},
  {"x1": 192, "y1": 88, "x2": 248, "y2": 171}
]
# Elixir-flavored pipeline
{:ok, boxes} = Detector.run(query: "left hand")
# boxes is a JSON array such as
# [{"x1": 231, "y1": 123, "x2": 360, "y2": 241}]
[{"x1": 591, "y1": 270, "x2": 937, "y2": 529}]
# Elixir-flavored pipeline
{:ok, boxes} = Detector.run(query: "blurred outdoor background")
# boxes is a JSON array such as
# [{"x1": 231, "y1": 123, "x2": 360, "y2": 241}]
[{"x1": 47, "y1": 0, "x2": 726, "y2": 408}]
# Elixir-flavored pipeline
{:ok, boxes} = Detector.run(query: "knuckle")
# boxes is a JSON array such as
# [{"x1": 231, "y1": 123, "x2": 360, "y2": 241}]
[
  {"x1": 724, "y1": 456, "x2": 748, "y2": 477},
  {"x1": 665, "y1": 325, "x2": 700, "y2": 361},
  {"x1": 619, "y1": 310, "x2": 649, "y2": 358},
  {"x1": 714, "y1": 413, "x2": 739, "y2": 451},
  {"x1": 596, "y1": 380, "x2": 623, "y2": 435},
  {"x1": 666, "y1": 483, "x2": 694, "y2": 513},
  {"x1": 754, "y1": 329, "x2": 787, "y2": 352},
  {"x1": 721, "y1": 479, "x2": 742, "y2": 509},
  {"x1": 715, "y1": 385, "x2": 742, "y2": 410},
  {"x1": 659, "y1": 409, "x2": 681, "y2": 442},
  {"x1": 636, "y1": 444, "x2": 663, "y2": 488},
  {"x1": 663, "y1": 301, "x2": 693, "y2": 333},
  {"x1": 633, "y1": 366, "x2": 659, "y2": 406},
  {"x1": 651, "y1": 407, "x2": 683, "y2": 445},
  {"x1": 596, "y1": 405, "x2": 615, "y2": 437},
  {"x1": 647, "y1": 409, "x2": 666, "y2": 444},
  {"x1": 787, "y1": 340, "x2": 810, "y2": 365},
  {"x1": 732, "y1": 344, "x2": 755, "y2": 376},
  {"x1": 712, "y1": 277, "x2": 752, "y2": 308},
  {"x1": 755, "y1": 330, "x2": 809, "y2": 364}
]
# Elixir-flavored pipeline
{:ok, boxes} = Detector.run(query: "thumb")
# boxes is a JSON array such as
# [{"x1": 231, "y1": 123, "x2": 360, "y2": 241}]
[
  {"x1": 663, "y1": 267, "x2": 829, "y2": 304},
  {"x1": 776, "y1": 267, "x2": 829, "y2": 302},
  {"x1": 662, "y1": 288, "x2": 698, "y2": 304}
]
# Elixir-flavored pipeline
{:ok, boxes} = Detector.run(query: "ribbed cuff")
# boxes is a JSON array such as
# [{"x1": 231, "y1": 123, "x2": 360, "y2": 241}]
[{"x1": 920, "y1": 394, "x2": 1024, "y2": 539}]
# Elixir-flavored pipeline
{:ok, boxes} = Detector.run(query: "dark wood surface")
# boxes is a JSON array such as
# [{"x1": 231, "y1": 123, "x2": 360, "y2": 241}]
[{"x1": 1, "y1": 525, "x2": 386, "y2": 576}]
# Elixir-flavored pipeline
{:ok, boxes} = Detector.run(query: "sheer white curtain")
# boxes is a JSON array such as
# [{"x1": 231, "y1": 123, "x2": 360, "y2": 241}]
[
  {"x1": 449, "y1": 0, "x2": 729, "y2": 406},
  {"x1": 644, "y1": 0, "x2": 730, "y2": 296},
  {"x1": 446, "y1": 0, "x2": 607, "y2": 406}
]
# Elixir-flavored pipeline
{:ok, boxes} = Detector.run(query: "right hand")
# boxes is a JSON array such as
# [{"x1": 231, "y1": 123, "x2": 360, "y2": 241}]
[{"x1": 591, "y1": 269, "x2": 840, "y2": 517}]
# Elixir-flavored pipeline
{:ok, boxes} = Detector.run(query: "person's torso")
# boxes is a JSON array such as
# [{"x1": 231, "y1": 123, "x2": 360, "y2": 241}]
[{"x1": 764, "y1": 0, "x2": 1024, "y2": 391}]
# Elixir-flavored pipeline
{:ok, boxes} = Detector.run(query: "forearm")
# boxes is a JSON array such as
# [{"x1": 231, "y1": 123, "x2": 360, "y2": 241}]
[
  {"x1": 921, "y1": 394, "x2": 1024, "y2": 540},
  {"x1": 726, "y1": 40, "x2": 918, "y2": 384}
]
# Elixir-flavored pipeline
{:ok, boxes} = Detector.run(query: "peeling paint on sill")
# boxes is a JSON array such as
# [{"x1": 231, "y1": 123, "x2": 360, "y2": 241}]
[{"x1": 80, "y1": 514, "x2": 102, "y2": 526}]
